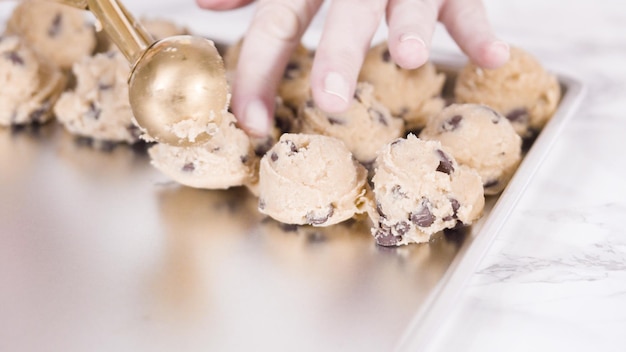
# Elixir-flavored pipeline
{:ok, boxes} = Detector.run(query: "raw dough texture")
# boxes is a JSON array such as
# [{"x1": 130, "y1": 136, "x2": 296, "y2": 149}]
[
  {"x1": 6, "y1": 0, "x2": 96, "y2": 70},
  {"x1": 454, "y1": 46, "x2": 561, "y2": 137},
  {"x1": 258, "y1": 133, "x2": 370, "y2": 226},
  {"x1": 300, "y1": 82, "x2": 403, "y2": 164},
  {"x1": 0, "y1": 36, "x2": 66, "y2": 126},
  {"x1": 370, "y1": 134, "x2": 484, "y2": 246},
  {"x1": 54, "y1": 51, "x2": 140, "y2": 143},
  {"x1": 359, "y1": 41, "x2": 446, "y2": 130},
  {"x1": 149, "y1": 112, "x2": 258, "y2": 190},
  {"x1": 420, "y1": 104, "x2": 522, "y2": 195}
]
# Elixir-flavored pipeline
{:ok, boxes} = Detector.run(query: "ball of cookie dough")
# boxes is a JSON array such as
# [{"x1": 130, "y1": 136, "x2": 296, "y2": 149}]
[
  {"x1": 54, "y1": 51, "x2": 140, "y2": 143},
  {"x1": 420, "y1": 104, "x2": 522, "y2": 195},
  {"x1": 300, "y1": 82, "x2": 404, "y2": 164},
  {"x1": 258, "y1": 133, "x2": 371, "y2": 227},
  {"x1": 370, "y1": 135, "x2": 484, "y2": 246},
  {"x1": 454, "y1": 46, "x2": 561, "y2": 137},
  {"x1": 6, "y1": 0, "x2": 96, "y2": 70},
  {"x1": 358, "y1": 41, "x2": 446, "y2": 131},
  {"x1": 0, "y1": 36, "x2": 66, "y2": 126},
  {"x1": 149, "y1": 112, "x2": 258, "y2": 190}
]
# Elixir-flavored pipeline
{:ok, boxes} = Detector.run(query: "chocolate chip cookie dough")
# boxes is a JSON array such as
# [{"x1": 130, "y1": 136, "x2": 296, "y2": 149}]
[
  {"x1": 420, "y1": 104, "x2": 522, "y2": 195},
  {"x1": 370, "y1": 135, "x2": 484, "y2": 246},
  {"x1": 258, "y1": 134, "x2": 371, "y2": 226},
  {"x1": 359, "y1": 41, "x2": 446, "y2": 131},
  {"x1": 454, "y1": 46, "x2": 561, "y2": 137},
  {"x1": 0, "y1": 35, "x2": 66, "y2": 126},
  {"x1": 5, "y1": 0, "x2": 96, "y2": 70},
  {"x1": 53, "y1": 51, "x2": 140, "y2": 143},
  {"x1": 300, "y1": 82, "x2": 403, "y2": 164},
  {"x1": 149, "y1": 112, "x2": 258, "y2": 190}
]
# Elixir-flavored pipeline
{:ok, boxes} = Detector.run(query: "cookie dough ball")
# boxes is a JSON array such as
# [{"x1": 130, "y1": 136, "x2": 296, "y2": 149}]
[
  {"x1": 6, "y1": 0, "x2": 96, "y2": 70},
  {"x1": 420, "y1": 104, "x2": 522, "y2": 195},
  {"x1": 149, "y1": 112, "x2": 258, "y2": 190},
  {"x1": 454, "y1": 46, "x2": 561, "y2": 137},
  {"x1": 300, "y1": 82, "x2": 403, "y2": 164},
  {"x1": 258, "y1": 134, "x2": 371, "y2": 226},
  {"x1": 359, "y1": 42, "x2": 446, "y2": 130},
  {"x1": 371, "y1": 135, "x2": 484, "y2": 246},
  {"x1": 0, "y1": 36, "x2": 66, "y2": 126},
  {"x1": 54, "y1": 51, "x2": 140, "y2": 143}
]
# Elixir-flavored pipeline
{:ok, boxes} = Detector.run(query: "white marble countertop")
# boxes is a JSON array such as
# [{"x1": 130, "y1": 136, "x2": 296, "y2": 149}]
[
  {"x1": 2, "y1": 1, "x2": 625, "y2": 351},
  {"x1": 429, "y1": 1, "x2": 626, "y2": 351}
]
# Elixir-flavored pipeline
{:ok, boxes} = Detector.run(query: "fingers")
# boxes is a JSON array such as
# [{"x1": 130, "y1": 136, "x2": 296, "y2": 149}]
[
  {"x1": 439, "y1": 0, "x2": 509, "y2": 69},
  {"x1": 196, "y1": 0, "x2": 256, "y2": 10},
  {"x1": 311, "y1": 0, "x2": 387, "y2": 114},
  {"x1": 232, "y1": 0, "x2": 323, "y2": 136},
  {"x1": 386, "y1": 0, "x2": 443, "y2": 69}
]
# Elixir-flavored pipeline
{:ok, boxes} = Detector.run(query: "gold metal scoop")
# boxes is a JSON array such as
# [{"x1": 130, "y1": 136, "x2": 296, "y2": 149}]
[{"x1": 55, "y1": 0, "x2": 229, "y2": 146}]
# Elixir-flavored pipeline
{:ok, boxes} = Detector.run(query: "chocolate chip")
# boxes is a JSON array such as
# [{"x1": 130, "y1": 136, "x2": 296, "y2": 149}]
[
  {"x1": 258, "y1": 199, "x2": 266, "y2": 210},
  {"x1": 391, "y1": 185, "x2": 407, "y2": 199},
  {"x1": 374, "y1": 225, "x2": 400, "y2": 246},
  {"x1": 443, "y1": 198, "x2": 461, "y2": 221},
  {"x1": 28, "y1": 107, "x2": 47, "y2": 123},
  {"x1": 4, "y1": 51, "x2": 24, "y2": 66},
  {"x1": 240, "y1": 155, "x2": 249, "y2": 164},
  {"x1": 354, "y1": 88, "x2": 364, "y2": 104},
  {"x1": 327, "y1": 116, "x2": 346, "y2": 125},
  {"x1": 127, "y1": 124, "x2": 141, "y2": 139},
  {"x1": 281, "y1": 139, "x2": 298, "y2": 155},
  {"x1": 74, "y1": 136, "x2": 94, "y2": 147},
  {"x1": 382, "y1": 49, "x2": 391, "y2": 62},
  {"x1": 182, "y1": 162, "x2": 195, "y2": 172},
  {"x1": 482, "y1": 105, "x2": 502, "y2": 123},
  {"x1": 450, "y1": 198, "x2": 460, "y2": 215},
  {"x1": 505, "y1": 108, "x2": 529, "y2": 123},
  {"x1": 48, "y1": 13, "x2": 63, "y2": 37},
  {"x1": 410, "y1": 199, "x2": 435, "y2": 228},
  {"x1": 483, "y1": 179, "x2": 499, "y2": 189},
  {"x1": 442, "y1": 115, "x2": 462, "y2": 131},
  {"x1": 306, "y1": 204, "x2": 334, "y2": 225},
  {"x1": 436, "y1": 149, "x2": 455, "y2": 174},
  {"x1": 270, "y1": 152, "x2": 279, "y2": 162},
  {"x1": 254, "y1": 137, "x2": 274, "y2": 157},
  {"x1": 368, "y1": 108, "x2": 388, "y2": 126},
  {"x1": 85, "y1": 102, "x2": 101, "y2": 120},
  {"x1": 283, "y1": 61, "x2": 300, "y2": 80}
]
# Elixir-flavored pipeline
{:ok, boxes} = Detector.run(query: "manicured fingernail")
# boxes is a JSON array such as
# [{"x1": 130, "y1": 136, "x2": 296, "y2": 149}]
[
  {"x1": 244, "y1": 100, "x2": 270, "y2": 136},
  {"x1": 323, "y1": 72, "x2": 349, "y2": 103},
  {"x1": 398, "y1": 34, "x2": 427, "y2": 66}
]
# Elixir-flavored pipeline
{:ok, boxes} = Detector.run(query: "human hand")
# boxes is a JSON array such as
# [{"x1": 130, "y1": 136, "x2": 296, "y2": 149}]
[{"x1": 196, "y1": 0, "x2": 510, "y2": 137}]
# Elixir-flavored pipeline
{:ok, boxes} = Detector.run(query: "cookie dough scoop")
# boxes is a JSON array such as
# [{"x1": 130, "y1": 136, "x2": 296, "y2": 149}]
[{"x1": 55, "y1": 0, "x2": 229, "y2": 146}]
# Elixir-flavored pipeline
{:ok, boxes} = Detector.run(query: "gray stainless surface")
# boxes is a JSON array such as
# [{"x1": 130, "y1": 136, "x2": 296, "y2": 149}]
[{"x1": 0, "y1": 68, "x2": 584, "y2": 352}]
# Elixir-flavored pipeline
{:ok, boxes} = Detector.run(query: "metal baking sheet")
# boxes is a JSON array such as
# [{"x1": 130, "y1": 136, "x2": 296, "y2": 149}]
[{"x1": 0, "y1": 21, "x2": 584, "y2": 351}]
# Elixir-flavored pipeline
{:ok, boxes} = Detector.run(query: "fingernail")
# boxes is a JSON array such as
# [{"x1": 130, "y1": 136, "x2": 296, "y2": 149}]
[
  {"x1": 400, "y1": 33, "x2": 425, "y2": 46},
  {"x1": 491, "y1": 40, "x2": 510, "y2": 56},
  {"x1": 323, "y1": 72, "x2": 349, "y2": 103},
  {"x1": 244, "y1": 100, "x2": 270, "y2": 136}
]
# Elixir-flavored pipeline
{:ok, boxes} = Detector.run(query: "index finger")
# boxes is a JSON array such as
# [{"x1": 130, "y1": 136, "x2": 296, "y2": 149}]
[{"x1": 232, "y1": 0, "x2": 323, "y2": 136}]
